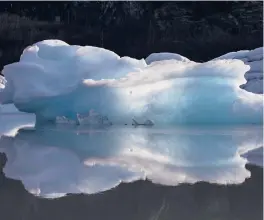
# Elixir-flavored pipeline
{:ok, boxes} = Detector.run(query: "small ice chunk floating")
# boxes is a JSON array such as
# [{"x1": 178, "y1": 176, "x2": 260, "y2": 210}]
[{"x1": 56, "y1": 111, "x2": 155, "y2": 127}]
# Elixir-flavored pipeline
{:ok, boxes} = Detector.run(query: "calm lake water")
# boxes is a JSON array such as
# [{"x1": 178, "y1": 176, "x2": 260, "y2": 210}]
[{"x1": 0, "y1": 113, "x2": 263, "y2": 220}]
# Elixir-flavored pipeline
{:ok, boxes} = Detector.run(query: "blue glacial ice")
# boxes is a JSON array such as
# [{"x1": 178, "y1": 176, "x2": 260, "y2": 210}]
[{"x1": 0, "y1": 40, "x2": 263, "y2": 125}]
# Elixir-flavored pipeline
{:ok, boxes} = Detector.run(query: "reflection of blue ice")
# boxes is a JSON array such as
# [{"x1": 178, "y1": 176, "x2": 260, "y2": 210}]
[{"x1": 0, "y1": 115, "x2": 262, "y2": 198}]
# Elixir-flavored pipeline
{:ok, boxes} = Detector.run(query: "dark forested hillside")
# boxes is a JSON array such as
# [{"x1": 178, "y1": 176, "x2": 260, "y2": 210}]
[{"x1": 0, "y1": 1, "x2": 263, "y2": 71}]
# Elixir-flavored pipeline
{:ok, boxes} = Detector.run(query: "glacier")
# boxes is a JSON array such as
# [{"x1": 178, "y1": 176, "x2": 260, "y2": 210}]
[{"x1": 0, "y1": 40, "x2": 263, "y2": 125}]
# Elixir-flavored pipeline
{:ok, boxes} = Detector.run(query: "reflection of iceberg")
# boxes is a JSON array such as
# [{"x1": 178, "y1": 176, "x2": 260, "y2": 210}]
[
  {"x1": 0, "y1": 123, "x2": 262, "y2": 198},
  {"x1": 0, "y1": 40, "x2": 262, "y2": 125}
]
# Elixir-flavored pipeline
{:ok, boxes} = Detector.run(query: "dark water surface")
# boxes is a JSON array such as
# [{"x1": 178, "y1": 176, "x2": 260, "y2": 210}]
[{"x1": 0, "y1": 156, "x2": 263, "y2": 220}]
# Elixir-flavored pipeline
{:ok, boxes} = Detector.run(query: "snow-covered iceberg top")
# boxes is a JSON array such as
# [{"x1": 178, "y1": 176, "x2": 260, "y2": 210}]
[
  {"x1": 0, "y1": 40, "x2": 263, "y2": 125},
  {"x1": 213, "y1": 47, "x2": 263, "y2": 94}
]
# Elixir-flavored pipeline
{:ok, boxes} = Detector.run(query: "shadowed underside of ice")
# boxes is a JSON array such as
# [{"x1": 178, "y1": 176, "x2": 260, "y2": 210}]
[
  {"x1": 0, "y1": 40, "x2": 263, "y2": 125},
  {"x1": 241, "y1": 146, "x2": 263, "y2": 167},
  {"x1": 0, "y1": 122, "x2": 262, "y2": 198}
]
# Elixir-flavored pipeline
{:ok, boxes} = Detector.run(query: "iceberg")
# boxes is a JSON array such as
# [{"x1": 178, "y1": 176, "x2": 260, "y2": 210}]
[{"x1": 0, "y1": 40, "x2": 263, "y2": 125}]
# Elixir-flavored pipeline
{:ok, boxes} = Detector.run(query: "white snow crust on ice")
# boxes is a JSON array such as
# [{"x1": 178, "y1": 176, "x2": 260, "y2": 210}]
[
  {"x1": 214, "y1": 47, "x2": 263, "y2": 94},
  {"x1": 0, "y1": 75, "x2": 5, "y2": 89},
  {"x1": 0, "y1": 40, "x2": 262, "y2": 125}
]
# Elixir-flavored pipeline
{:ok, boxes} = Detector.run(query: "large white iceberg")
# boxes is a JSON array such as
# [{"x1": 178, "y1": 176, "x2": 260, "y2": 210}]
[{"x1": 0, "y1": 40, "x2": 263, "y2": 125}]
